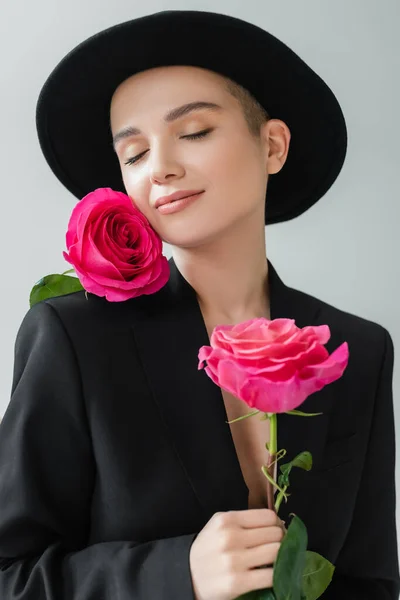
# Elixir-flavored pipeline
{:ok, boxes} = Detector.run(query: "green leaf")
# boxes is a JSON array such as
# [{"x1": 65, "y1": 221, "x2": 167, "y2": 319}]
[
  {"x1": 227, "y1": 409, "x2": 260, "y2": 424},
  {"x1": 235, "y1": 517, "x2": 321, "y2": 600},
  {"x1": 273, "y1": 514, "x2": 308, "y2": 600},
  {"x1": 285, "y1": 411, "x2": 324, "y2": 417},
  {"x1": 261, "y1": 466, "x2": 289, "y2": 500},
  {"x1": 29, "y1": 274, "x2": 84, "y2": 307},
  {"x1": 278, "y1": 452, "x2": 313, "y2": 488},
  {"x1": 301, "y1": 551, "x2": 335, "y2": 600}
]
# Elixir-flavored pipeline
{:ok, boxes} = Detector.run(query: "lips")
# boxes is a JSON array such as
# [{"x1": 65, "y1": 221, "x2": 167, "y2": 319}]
[
  {"x1": 169, "y1": 195, "x2": 189, "y2": 203},
  {"x1": 156, "y1": 191, "x2": 204, "y2": 215},
  {"x1": 155, "y1": 190, "x2": 204, "y2": 208}
]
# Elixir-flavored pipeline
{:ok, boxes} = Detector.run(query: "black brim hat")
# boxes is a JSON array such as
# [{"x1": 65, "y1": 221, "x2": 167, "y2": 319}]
[{"x1": 36, "y1": 10, "x2": 347, "y2": 225}]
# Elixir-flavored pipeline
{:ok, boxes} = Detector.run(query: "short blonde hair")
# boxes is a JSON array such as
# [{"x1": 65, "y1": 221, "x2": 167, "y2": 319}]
[{"x1": 223, "y1": 76, "x2": 271, "y2": 137}]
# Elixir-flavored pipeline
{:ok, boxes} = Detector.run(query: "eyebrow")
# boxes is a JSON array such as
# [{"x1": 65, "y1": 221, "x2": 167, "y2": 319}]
[{"x1": 112, "y1": 101, "x2": 223, "y2": 150}]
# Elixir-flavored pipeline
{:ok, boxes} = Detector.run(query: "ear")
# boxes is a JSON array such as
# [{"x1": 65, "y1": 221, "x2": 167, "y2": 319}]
[{"x1": 261, "y1": 119, "x2": 291, "y2": 175}]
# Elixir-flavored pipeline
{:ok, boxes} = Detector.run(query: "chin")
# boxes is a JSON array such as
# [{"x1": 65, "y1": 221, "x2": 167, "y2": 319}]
[
  {"x1": 163, "y1": 236, "x2": 205, "y2": 249},
  {"x1": 162, "y1": 215, "x2": 239, "y2": 249},
  {"x1": 161, "y1": 229, "x2": 214, "y2": 249}
]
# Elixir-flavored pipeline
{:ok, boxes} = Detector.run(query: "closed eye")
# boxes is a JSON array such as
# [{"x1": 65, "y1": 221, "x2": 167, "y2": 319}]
[{"x1": 123, "y1": 128, "x2": 213, "y2": 166}]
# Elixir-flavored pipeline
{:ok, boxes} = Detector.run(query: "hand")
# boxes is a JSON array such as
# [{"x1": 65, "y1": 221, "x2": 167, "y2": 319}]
[{"x1": 189, "y1": 508, "x2": 285, "y2": 600}]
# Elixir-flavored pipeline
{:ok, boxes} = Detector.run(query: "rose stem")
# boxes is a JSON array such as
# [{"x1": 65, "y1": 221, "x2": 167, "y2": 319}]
[{"x1": 266, "y1": 413, "x2": 278, "y2": 513}]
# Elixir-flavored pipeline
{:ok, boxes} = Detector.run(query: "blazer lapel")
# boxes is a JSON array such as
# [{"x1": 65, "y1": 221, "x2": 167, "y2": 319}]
[{"x1": 131, "y1": 256, "x2": 336, "y2": 523}]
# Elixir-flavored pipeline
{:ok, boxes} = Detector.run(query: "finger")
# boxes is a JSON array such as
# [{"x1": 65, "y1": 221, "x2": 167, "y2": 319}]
[
  {"x1": 234, "y1": 567, "x2": 274, "y2": 598},
  {"x1": 246, "y1": 568, "x2": 274, "y2": 592},
  {"x1": 234, "y1": 509, "x2": 278, "y2": 529},
  {"x1": 241, "y1": 525, "x2": 284, "y2": 549},
  {"x1": 244, "y1": 541, "x2": 281, "y2": 570},
  {"x1": 278, "y1": 517, "x2": 287, "y2": 534}
]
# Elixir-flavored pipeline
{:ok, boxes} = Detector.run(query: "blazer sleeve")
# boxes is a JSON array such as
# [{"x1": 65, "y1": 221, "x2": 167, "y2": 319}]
[
  {"x1": 322, "y1": 327, "x2": 400, "y2": 599},
  {"x1": 0, "y1": 301, "x2": 197, "y2": 600}
]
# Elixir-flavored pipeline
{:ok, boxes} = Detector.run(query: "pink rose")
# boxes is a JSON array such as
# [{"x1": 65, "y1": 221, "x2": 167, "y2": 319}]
[
  {"x1": 198, "y1": 318, "x2": 349, "y2": 413},
  {"x1": 62, "y1": 187, "x2": 170, "y2": 302}
]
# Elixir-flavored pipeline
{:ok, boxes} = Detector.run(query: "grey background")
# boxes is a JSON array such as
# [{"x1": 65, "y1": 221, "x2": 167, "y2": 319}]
[{"x1": 1, "y1": 0, "x2": 399, "y2": 530}]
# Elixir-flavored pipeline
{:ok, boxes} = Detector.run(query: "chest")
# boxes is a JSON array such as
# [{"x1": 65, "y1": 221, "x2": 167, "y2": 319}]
[{"x1": 221, "y1": 388, "x2": 272, "y2": 509}]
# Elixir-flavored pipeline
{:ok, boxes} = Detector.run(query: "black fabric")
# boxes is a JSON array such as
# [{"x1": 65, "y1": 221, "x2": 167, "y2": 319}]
[
  {"x1": 0, "y1": 257, "x2": 398, "y2": 598},
  {"x1": 35, "y1": 9, "x2": 347, "y2": 225}
]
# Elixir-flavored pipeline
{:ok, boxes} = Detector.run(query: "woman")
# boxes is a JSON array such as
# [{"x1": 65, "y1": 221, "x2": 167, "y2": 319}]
[{"x1": 0, "y1": 9, "x2": 398, "y2": 600}]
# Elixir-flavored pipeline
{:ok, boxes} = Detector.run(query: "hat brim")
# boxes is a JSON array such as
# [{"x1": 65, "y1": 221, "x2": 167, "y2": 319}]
[{"x1": 36, "y1": 10, "x2": 347, "y2": 225}]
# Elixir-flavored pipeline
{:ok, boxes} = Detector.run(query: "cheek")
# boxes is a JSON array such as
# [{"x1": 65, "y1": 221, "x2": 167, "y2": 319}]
[
  {"x1": 215, "y1": 133, "x2": 261, "y2": 176},
  {"x1": 129, "y1": 196, "x2": 160, "y2": 235},
  {"x1": 197, "y1": 139, "x2": 243, "y2": 194},
  {"x1": 122, "y1": 173, "x2": 151, "y2": 216}
]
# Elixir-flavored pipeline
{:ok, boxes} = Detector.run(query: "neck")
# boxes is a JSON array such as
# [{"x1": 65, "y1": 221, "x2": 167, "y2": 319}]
[{"x1": 171, "y1": 219, "x2": 270, "y2": 325}]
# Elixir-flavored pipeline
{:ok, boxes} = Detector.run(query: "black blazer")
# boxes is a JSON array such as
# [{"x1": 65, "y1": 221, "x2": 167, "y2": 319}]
[{"x1": 0, "y1": 257, "x2": 398, "y2": 599}]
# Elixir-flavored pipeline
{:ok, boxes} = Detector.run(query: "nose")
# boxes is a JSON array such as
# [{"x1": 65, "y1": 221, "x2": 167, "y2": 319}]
[
  {"x1": 149, "y1": 142, "x2": 184, "y2": 184},
  {"x1": 150, "y1": 171, "x2": 178, "y2": 184}
]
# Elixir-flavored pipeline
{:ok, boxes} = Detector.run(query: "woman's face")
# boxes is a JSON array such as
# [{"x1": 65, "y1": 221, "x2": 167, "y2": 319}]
[{"x1": 110, "y1": 65, "x2": 288, "y2": 247}]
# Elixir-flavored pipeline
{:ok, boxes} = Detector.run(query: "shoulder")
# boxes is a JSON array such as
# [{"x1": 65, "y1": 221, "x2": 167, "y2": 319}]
[
  {"x1": 17, "y1": 287, "x2": 171, "y2": 356},
  {"x1": 293, "y1": 285, "x2": 391, "y2": 368},
  {"x1": 25, "y1": 287, "x2": 161, "y2": 327}
]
